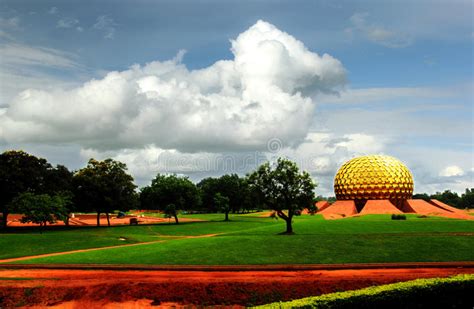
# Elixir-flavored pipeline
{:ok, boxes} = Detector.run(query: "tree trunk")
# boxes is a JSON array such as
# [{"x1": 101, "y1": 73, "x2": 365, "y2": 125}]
[
  {"x1": 276, "y1": 210, "x2": 294, "y2": 235},
  {"x1": 285, "y1": 217, "x2": 293, "y2": 234},
  {"x1": 106, "y1": 212, "x2": 111, "y2": 227},
  {"x1": 225, "y1": 211, "x2": 229, "y2": 221},
  {"x1": 65, "y1": 215, "x2": 70, "y2": 227},
  {"x1": 174, "y1": 213, "x2": 179, "y2": 224},
  {"x1": 97, "y1": 212, "x2": 101, "y2": 226}
]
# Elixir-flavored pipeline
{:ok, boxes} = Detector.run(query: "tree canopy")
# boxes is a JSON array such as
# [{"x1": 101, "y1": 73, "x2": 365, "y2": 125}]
[
  {"x1": 11, "y1": 192, "x2": 71, "y2": 232},
  {"x1": 197, "y1": 174, "x2": 254, "y2": 215},
  {"x1": 247, "y1": 158, "x2": 316, "y2": 234},
  {"x1": 73, "y1": 158, "x2": 138, "y2": 226},
  {"x1": 140, "y1": 174, "x2": 200, "y2": 224},
  {"x1": 0, "y1": 150, "x2": 53, "y2": 229}
]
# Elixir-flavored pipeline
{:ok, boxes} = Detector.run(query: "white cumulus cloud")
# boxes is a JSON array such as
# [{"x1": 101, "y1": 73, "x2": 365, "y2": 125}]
[
  {"x1": 0, "y1": 20, "x2": 346, "y2": 153},
  {"x1": 439, "y1": 165, "x2": 464, "y2": 177}
]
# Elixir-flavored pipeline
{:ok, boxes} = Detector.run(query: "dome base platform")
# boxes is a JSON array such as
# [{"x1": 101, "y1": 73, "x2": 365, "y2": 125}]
[{"x1": 317, "y1": 199, "x2": 473, "y2": 220}]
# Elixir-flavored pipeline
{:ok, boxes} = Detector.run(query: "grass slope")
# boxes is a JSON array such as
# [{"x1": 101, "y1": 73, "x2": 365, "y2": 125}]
[{"x1": 2, "y1": 214, "x2": 473, "y2": 265}]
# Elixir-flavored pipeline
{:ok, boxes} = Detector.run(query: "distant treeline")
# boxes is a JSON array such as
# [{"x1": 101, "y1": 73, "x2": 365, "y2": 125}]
[
  {"x1": 314, "y1": 190, "x2": 474, "y2": 210},
  {"x1": 412, "y1": 190, "x2": 473, "y2": 210}
]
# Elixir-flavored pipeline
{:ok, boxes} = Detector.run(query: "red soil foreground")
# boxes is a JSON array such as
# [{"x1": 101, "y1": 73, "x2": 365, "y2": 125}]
[{"x1": 0, "y1": 264, "x2": 473, "y2": 308}]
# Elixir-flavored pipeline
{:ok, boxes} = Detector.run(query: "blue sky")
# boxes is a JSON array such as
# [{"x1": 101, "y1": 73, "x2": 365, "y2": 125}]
[{"x1": 0, "y1": 0, "x2": 472, "y2": 195}]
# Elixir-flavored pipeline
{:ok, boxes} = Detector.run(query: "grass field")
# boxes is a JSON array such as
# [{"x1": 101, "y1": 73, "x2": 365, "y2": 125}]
[{"x1": 1, "y1": 214, "x2": 473, "y2": 265}]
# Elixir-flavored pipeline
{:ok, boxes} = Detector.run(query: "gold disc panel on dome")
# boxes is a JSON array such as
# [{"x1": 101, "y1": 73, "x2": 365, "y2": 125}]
[{"x1": 334, "y1": 155, "x2": 414, "y2": 201}]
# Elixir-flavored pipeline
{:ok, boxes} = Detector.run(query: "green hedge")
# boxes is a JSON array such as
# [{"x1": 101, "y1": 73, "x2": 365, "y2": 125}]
[{"x1": 256, "y1": 274, "x2": 474, "y2": 309}]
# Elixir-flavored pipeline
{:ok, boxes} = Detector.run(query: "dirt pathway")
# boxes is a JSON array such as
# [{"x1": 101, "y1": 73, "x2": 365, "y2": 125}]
[
  {"x1": 0, "y1": 233, "x2": 219, "y2": 263},
  {"x1": 0, "y1": 266, "x2": 472, "y2": 307}
]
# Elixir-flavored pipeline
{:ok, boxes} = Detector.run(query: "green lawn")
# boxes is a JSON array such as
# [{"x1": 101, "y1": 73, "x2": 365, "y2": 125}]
[
  {"x1": 1, "y1": 214, "x2": 473, "y2": 265},
  {"x1": 0, "y1": 215, "x2": 277, "y2": 259}
]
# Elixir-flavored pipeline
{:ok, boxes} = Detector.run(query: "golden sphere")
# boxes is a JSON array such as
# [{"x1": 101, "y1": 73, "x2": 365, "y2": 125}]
[{"x1": 334, "y1": 155, "x2": 414, "y2": 201}]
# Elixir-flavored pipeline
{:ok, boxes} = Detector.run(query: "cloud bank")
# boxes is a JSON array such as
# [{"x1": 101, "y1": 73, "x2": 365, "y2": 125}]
[{"x1": 0, "y1": 20, "x2": 346, "y2": 153}]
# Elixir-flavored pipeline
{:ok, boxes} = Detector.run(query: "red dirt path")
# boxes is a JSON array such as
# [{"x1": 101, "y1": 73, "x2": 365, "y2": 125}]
[{"x1": 0, "y1": 265, "x2": 472, "y2": 307}]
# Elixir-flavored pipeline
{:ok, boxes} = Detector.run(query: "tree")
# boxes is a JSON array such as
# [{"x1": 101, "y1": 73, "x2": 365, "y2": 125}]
[
  {"x1": 73, "y1": 159, "x2": 137, "y2": 226},
  {"x1": 247, "y1": 158, "x2": 316, "y2": 234},
  {"x1": 164, "y1": 204, "x2": 179, "y2": 224},
  {"x1": 45, "y1": 165, "x2": 75, "y2": 226},
  {"x1": 412, "y1": 193, "x2": 431, "y2": 202},
  {"x1": 461, "y1": 188, "x2": 474, "y2": 209},
  {"x1": 214, "y1": 193, "x2": 230, "y2": 221},
  {"x1": 197, "y1": 177, "x2": 220, "y2": 212},
  {"x1": 11, "y1": 192, "x2": 69, "y2": 233},
  {"x1": 197, "y1": 174, "x2": 252, "y2": 214},
  {"x1": 140, "y1": 174, "x2": 200, "y2": 224},
  {"x1": 0, "y1": 150, "x2": 52, "y2": 229},
  {"x1": 430, "y1": 190, "x2": 462, "y2": 208}
]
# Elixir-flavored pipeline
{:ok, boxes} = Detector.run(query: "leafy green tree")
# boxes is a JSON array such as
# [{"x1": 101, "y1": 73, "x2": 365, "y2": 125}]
[
  {"x1": 307, "y1": 203, "x2": 317, "y2": 215},
  {"x1": 214, "y1": 192, "x2": 230, "y2": 221},
  {"x1": 73, "y1": 159, "x2": 137, "y2": 226},
  {"x1": 247, "y1": 158, "x2": 316, "y2": 234},
  {"x1": 197, "y1": 174, "x2": 254, "y2": 213},
  {"x1": 461, "y1": 188, "x2": 474, "y2": 209},
  {"x1": 314, "y1": 195, "x2": 336, "y2": 203},
  {"x1": 0, "y1": 150, "x2": 53, "y2": 229},
  {"x1": 164, "y1": 203, "x2": 179, "y2": 224},
  {"x1": 197, "y1": 177, "x2": 220, "y2": 212},
  {"x1": 430, "y1": 190, "x2": 462, "y2": 208},
  {"x1": 412, "y1": 193, "x2": 431, "y2": 201},
  {"x1": 11, "y1": 192, "x2": 70, "y2": 233},
  {"x1": 45, "y1": 164, "x2": 75, "y2": 225},
  {"x1": 140, "y1": 174, "x2": 200, "y2": 224}
]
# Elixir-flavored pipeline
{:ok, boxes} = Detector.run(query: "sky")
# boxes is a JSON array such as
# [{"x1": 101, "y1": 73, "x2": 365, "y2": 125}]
[{"x1": 0, "y1": 0, "x2": 472, "y2": 196}]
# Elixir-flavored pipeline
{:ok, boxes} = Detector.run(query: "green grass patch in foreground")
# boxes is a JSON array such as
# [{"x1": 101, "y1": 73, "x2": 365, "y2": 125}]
[
  {"x1": 0, "y1": 215, "x2": 278, "y2": 259},
  {"x1": 10, "y1": 215, "x2": 474, "y2": 265},
  {"x1": 257, "y1": 274, "x2": 474, "y2": 308}
]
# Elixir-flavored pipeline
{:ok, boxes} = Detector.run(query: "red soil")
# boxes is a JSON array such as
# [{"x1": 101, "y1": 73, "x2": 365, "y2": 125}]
[
  {"x1": 6, "y1": 214, "x2": 203, "y2": 227},
  {"x1": 429, "y1": 199, "x2": 466, "y2": 214},
  {"x1": 360, "y1": 200, "x2": 403, "y2": 215},
  {"x1": 0, "y1": 265, "x2": 472, "y2": 307},
  {"x1": 403, "y1": 200, "x2": 473, "y2": 220},
  {"x1": 319, "y1": 200, "x2": 358, "y2": 219},
  {"x1": 315, "y1": 201, "x2": 331, "y2": 212}
]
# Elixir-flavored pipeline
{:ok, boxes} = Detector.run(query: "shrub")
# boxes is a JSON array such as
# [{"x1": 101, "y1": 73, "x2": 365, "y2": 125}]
[
  {"x1": 391, "y1": 214, "x2": 406, "y2": 220},
  {"x1": 256, "y1": 274, "x2": 474, "y2": 309}
]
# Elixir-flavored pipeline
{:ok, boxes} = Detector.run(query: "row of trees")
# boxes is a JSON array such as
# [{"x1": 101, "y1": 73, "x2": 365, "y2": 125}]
[
  {"x1": 413, "y1": 189, "x2": 474, "y2": 210},
  {"x1": 1, "y1": 151, "x2": 317, "y2": 233},
  {"x1": 0, "y1": 151, "x2": 138, "y2": 230}
]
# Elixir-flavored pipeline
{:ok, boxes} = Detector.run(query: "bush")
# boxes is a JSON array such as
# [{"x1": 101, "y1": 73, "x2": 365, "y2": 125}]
[
  {"x1": 391, "y1": 214, "x2": 406, "y2": 220},
  {"x1": 256, "y1": 274, "x2": 474, "y2": 309}
]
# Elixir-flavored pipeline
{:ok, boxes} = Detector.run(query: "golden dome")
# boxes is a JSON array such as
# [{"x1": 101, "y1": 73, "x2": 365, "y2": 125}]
[{"x1": 334, "y1": 155, "x2": 414, "y2": 201}]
